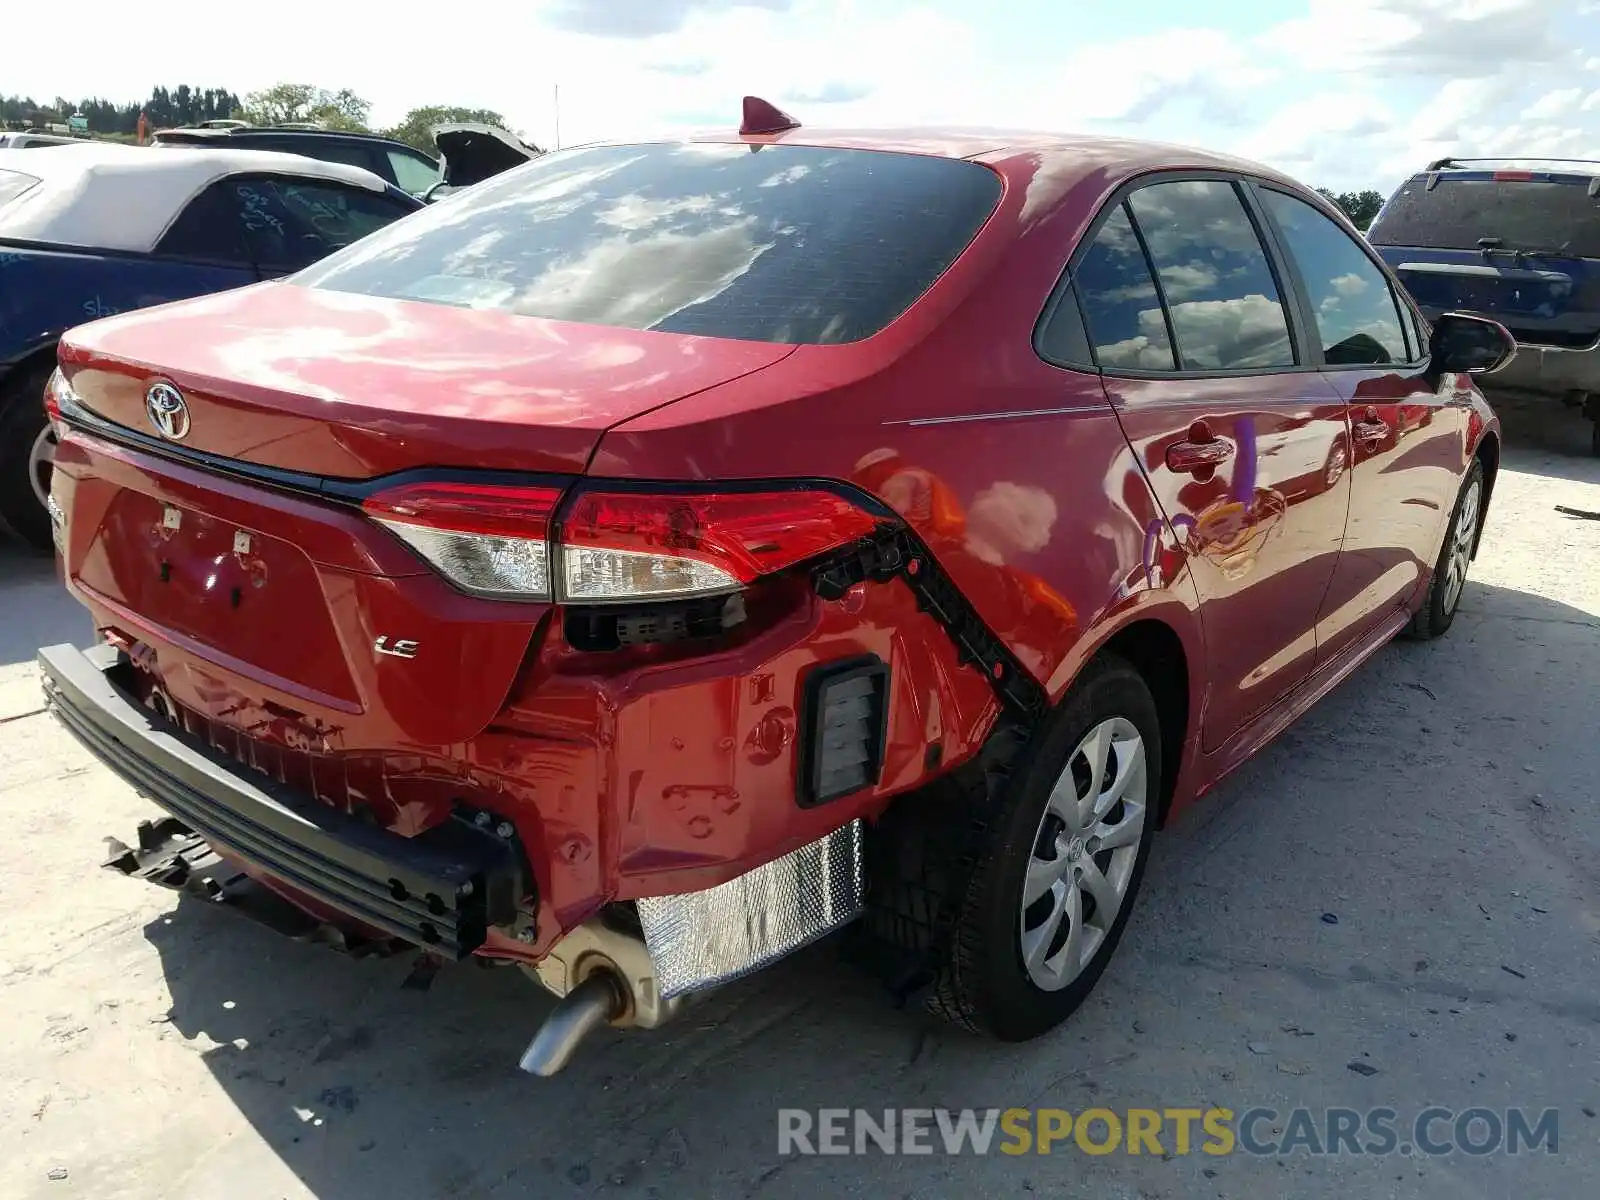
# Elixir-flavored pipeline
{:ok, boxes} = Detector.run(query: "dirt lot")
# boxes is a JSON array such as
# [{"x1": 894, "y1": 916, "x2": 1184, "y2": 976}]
[{"x1": 1, "y1": 396, "x2": 1597, "y2": 1200}]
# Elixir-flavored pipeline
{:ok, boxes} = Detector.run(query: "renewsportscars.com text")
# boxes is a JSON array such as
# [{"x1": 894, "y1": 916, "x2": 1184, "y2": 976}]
[{"x1": 777, "y1": 1106, "x2": 1560, "y2": 1157}]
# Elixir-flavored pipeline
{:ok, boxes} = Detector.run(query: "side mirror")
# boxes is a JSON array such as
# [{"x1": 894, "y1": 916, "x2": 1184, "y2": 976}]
[{"x1": 1429, "y1": 312, "x2": 1516, "y2": 378}]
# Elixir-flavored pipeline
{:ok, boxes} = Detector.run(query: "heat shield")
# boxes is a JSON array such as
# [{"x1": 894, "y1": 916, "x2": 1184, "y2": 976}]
[{"x1": 636, "y1": 820, "x2": 865, "y2": 999}]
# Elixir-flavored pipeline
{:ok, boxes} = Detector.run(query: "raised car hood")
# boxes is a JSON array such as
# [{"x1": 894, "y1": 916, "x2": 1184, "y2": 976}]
[
  {"x1": 432, "y1": 122, "x2": 540, "y2": 189},
  {"x1": 58, "y1": 281, "x2": 798, "y2": 479}
]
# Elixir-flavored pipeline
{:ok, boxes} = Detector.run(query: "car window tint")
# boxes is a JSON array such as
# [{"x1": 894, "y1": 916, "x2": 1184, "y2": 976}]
[
  {"x1": 292, "y1": 142, "x2": 1003, "y2": 345},
  {"x1": 1073, "y1": 203, "x2": 1176, "y2": 370},
  {"x1": 1369, "y1": 176, "x2": 1600, "y2": 257},
  {"x1": 1261, "y1": 188, "x2": 1409, "y2": 365},
  {"x1": 252, "y1": 136, "x2": 380, "y2": 175},
  {"x1": 235, "y1": 178, "x2": 413, "y2": 271},
  {"x1": 388, "y1": 149, "x2": 440, "y2": 195},
  {"x1": 153, "y1": 182, "x2": 248, "y2": 262},
  {"x1": 1128, "y1": 181, "x2": 1295, "y2": 371}
]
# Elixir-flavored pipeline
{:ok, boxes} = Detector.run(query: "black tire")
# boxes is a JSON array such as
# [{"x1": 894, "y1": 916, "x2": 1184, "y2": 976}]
[
  {"x1": 1404, "y1": 458, "x2": 1484, "y2": 641},
  {"x1": 926, "y1": 655, "x2": 1161, "y2": 1041},
  {"x1": 0, "y1": 359, "x2": 57, "y2": 553},
  {"x1": 1590, "y1": 420, "x2": 1600, "y2": 459}
]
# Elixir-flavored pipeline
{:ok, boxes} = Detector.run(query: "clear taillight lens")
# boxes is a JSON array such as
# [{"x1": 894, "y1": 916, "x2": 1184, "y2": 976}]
[
  {"x1": 557, "y1": 489, "x2": 882, "y2": 603},
  {"x1": 43, "y1": 367, "x2": 74, "y2": 437},
  {"x1": 362, "y1": 481, "x2": 884, "y2": 605},
  {"x1": 362, "y1": 482, "x2": 564, "y2": 600}
]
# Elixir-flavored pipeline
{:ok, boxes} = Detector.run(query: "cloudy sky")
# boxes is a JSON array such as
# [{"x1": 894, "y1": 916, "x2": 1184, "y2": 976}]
[{"x1": 15, "y1": 0, "x2": 1600, "y2": 192}]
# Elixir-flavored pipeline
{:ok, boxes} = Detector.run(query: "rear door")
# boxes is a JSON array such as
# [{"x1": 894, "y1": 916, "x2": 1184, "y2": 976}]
[
  {"x1": 1256, "y1": 185, "x2": 1467, "y2": 663},
  {"x1": 1369, "y1": 169, "x2": 1600, "y2": 351},
  {"x1": 1079, "y1": 176, "x2": 1352, "y2": 752}
]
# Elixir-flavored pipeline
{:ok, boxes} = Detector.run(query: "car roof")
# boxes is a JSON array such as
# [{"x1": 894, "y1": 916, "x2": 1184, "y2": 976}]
[
  {"x1": 592, "y1": 126, "x2": 1312, "y2": 209},
  {"x1": 691, "y1": 124, "x2": 1299, "y2": 173},
  {"x1": 0, "y1": 141, "x2": 391, "y2": 253},
  {"x1": 158, "y1": 125, "x2": 423, "y2": 149},
  {"x1": 0, "y1": 132, "x2": 82, "y2": 146}
]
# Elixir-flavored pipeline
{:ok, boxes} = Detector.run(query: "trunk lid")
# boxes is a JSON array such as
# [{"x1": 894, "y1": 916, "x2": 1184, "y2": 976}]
[
  {"x1": 431, "y1": 122, "x2": 538, "y2": 192},
  {"x1": 53, "y1": 283, "x2": 796, "y2": 749},
  {"x1": 58, "y1": 281, "x2": 798, "y2": 479}
]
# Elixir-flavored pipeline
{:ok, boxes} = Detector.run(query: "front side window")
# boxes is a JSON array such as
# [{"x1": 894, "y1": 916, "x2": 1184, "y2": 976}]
[
  {"x1": 387, "y1": 148, "x2": 441, "y2": 195},
  {"x1": 293, "y1": 142, "x2": 1003, "y2": 345},
  {"x1": 1073, "y1": 203, "x2": 1176, "y2": 370},
  {"x1": 1261, "y1": 188, "x2": 1409, "y2": 365},
  {"x1": 1128, "y1": 180, "x2": 1295, "y2": 371}
]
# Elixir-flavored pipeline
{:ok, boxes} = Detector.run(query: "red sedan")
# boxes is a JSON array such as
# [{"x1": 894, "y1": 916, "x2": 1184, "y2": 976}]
[{"x1": 38, "y1": 99, "x2": 1513, "y2": 1074}]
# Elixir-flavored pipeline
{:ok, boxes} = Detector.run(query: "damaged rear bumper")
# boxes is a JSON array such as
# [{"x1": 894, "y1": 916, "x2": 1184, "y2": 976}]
[{"x1": 38, "y1": 642, "x2": 524, "y2": 960}]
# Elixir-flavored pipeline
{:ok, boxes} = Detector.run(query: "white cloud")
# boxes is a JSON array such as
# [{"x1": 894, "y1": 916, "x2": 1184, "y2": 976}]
[
  {"x1": 1523, "y1": 88, "x2": 1586, "y2": 119},
  {"x1": 8, "y1": 0, "x2": 1598, "y2": 196}
]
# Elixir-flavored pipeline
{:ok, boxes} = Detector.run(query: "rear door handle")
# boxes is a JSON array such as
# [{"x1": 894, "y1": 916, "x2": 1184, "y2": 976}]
[
  {"x1": 1166, "y1": 437, "x2": 1235, "y2": 474},
  {"x1": 1353, "y1": 409, "x2": 1391, "y2": 444}
]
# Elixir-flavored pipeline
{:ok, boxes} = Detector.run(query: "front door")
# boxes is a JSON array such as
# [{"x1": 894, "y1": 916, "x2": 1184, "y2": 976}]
[
  {"x1": 1074, "y1": 178, "x2": 1353, "y2": 752},
  {"x1": 1251, "y1": 186, "x2": 1469, "y2": 665}
]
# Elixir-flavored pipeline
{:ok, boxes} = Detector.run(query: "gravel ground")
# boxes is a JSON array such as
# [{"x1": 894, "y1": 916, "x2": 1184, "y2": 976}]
[{"x1": 1, "y1": 395, "x2": 1596, "y2": 1200}]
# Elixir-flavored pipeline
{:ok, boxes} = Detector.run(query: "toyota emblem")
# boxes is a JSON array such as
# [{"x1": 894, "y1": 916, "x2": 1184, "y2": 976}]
[{"x1": 145, "y1": 382, "x2": 190, "y2": 441}]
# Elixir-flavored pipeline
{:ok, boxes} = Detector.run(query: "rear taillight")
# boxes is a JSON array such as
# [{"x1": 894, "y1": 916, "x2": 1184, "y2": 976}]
[
  {"x1": 43, "y1": 367, "x2": 73, "y2": 437},
  {"x1": 558, "y1": 489, "x2": 881, "y2": 602},
  {"x1": 362, "y1": 482, "x2": 563, "y2": 600},
  {"x1": 362, "y1": 480, "x2": 884, "y2": 605}
]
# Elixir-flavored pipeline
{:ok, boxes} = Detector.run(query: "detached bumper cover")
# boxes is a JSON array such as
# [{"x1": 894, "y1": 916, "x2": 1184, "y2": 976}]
[{"x1": 38, "y1": 642, "x2": 522, "y2": 960}]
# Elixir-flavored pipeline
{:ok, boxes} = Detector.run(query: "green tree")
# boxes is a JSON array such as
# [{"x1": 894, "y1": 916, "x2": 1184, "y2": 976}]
[
  {"x1": 240, "y1": 83, "x2": 372, "y2": 131},
  {"x1": 383, "y1": 105, "x2": 515, "y2": 152},
  {"x1": 1317, "y1": 188, "x2": 1387, "y2": 231},
  {"x1": 1, "y1": 85, "x2": 241, "y2": 135}
]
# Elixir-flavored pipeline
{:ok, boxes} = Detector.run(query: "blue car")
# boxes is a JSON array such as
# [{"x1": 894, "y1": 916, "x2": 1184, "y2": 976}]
[
  {"x1": 0, "y1": 142, "x2": 422, "y2": 548},
  {"x1": 1369, "y1": 157, "x2": 1600, "y2": 453}
]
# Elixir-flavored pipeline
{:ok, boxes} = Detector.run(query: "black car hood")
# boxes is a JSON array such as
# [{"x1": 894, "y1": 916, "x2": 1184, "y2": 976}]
[{"x1": 431, "y1": 123, "x2": 540, "y2": 190}]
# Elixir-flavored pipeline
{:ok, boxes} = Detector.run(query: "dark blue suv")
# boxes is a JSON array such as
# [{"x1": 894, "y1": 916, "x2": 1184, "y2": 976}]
[{"x1": 1369, "y1": 158, "x2": 1600, "y2": 453}]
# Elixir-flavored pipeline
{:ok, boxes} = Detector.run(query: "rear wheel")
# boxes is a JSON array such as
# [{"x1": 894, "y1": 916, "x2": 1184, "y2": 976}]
[
  {"x1": 0, "y1": 360, "x2": 56, "y2": 553},
  {"x1": 1405, "y1": 459, "x2": 1484, "y2": 640},
  {"x1": 928, "y1": 656, "x2": 1160, "y2": 1041}
]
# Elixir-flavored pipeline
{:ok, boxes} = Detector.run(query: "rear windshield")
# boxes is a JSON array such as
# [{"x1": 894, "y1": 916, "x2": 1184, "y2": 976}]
[
  {"x1": 1369, "y1": 175, "x2": 1600, "y2": 257},
  {"x1": 293, "y1": 142, "x2": 1003, "y2": 344},
  {"x1": 0, "y1": 168, "x2": 41, "y2": 206}
]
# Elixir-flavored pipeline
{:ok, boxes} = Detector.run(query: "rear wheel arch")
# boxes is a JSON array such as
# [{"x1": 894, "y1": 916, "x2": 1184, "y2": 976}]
[
  {"x1": 0, "y1": 344, "x2": 64, "y2": 551},
  {"x1": 0, "y1": 342, "x2": 61, "y2": 405},
  {"x1": 1083, "y1": 619, "x2": 1190, "y2": 827}
]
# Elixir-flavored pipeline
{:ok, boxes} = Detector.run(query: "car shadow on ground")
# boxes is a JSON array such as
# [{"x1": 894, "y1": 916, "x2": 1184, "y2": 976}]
[
  {"x1": 137, "y1": 574, "x2": 1600, "y2": 1200},
  {"x1": 0, "y1": 542, "x2": 86, "y2": 668},
  {"x1": 1483, "y1": 388, "x2": 1600, "y2": 487}
]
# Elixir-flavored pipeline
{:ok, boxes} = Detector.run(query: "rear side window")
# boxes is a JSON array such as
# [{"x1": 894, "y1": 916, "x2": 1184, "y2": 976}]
[
  {"x1": 250, "y1": 136, "x2": 383, "y2": 176},
  {"x1": 1073, "y1": 204, "x2": 1176, "y2": 370},
  {"x1": 1261, "y1": 189, "x2": 1410, "y2": 365},
  {"x1": 154, "y1": 181, "x2": 249, "y2": 263},
  {"x1": 0, "y1": 168, "x2": 40, "y2": 205},
  {"x1": 293, "y1": 142, "x2": 1003, "y2": 345},
  {"x1": 1370, "y1": 175, "x2": 1600, "y2": 257},
  {"x1": 1127, "y1": 181, "x2": 1295, "y2": 371}
]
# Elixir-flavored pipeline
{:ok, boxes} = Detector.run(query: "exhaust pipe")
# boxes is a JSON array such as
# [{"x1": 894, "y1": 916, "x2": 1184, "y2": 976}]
[
  {"x1": 518, "y1": 972, "x2": 624, "y2": 1077},
  {"x1": 515, "y1": 917, "x2": 687, "y2": 1076}
]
